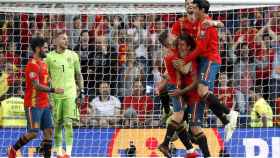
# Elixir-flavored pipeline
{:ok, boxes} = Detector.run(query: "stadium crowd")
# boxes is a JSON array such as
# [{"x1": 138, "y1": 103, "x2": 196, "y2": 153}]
[{"x1": 0, "y1": 5, "x2": 280, "y2": 127}]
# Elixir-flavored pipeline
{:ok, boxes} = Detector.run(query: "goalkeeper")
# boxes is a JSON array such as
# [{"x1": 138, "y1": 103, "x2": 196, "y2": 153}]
[{"x1": 46, "y1": 31, "x2": 84, "y2": 158}]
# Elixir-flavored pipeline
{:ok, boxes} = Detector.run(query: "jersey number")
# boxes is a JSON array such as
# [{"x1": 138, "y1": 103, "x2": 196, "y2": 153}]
[{"x1": 61, "y1": 65, "x2": 64, "y2": 72}]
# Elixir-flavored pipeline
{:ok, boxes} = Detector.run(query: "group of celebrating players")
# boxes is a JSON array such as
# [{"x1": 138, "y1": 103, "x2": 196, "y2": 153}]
[
  {"x1": 157, "y1": 0, "x2": 239, "y2": 157},
  {"x1": 6, "y1": 0, "x2": 239, "y2": 158},
  {"x1": 7, "y1": 31, "x2": 84, "y2": 158}
]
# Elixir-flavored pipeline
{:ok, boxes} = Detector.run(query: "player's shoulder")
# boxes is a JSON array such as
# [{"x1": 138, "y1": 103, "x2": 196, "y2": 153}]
[
  {"x1": 65, "y1": 49, "x2": 79, "y2": 58},
  {"x1": 26, "y1": 58, "x2": 39, "y2": 68}
]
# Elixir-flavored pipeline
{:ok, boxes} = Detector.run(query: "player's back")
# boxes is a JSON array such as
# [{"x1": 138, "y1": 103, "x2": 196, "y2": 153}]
[
  {"x1": 46, "y1": 49, "x2": 79, "y2": 98},
  {"x1": 24, "y1": 58, "x2": 49, "y2": 108}
]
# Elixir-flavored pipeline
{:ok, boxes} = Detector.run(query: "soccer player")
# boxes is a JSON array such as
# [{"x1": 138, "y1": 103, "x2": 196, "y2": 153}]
[
  {"x1": 158, "y1": 32, "x2": 200, "y2": 158},
  {"x1": 173, "y1": 0, "x2": 238, "y2": 142},
  {"x1": 46, "y1": 31, "x2": 84, "y2": 158},
  {"x1": 159, "y1": 31, "x2": 210, "y2": 157},
  {"x1": 7, "y1": 37, "x2": 64, "y2": 158}
]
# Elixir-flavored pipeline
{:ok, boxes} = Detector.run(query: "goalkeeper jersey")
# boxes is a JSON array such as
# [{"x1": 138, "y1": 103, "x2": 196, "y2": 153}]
[{"x1": 46, "y1": 49, "x2": 81, "y2": 99}]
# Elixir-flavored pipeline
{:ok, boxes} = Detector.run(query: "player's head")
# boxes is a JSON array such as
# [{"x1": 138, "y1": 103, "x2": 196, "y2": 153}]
[
  {"x1": 185, "y1": 0, "x2": 194, "y2": 15},
  {"x1": 158, "y1": 30, "x2": 171, "y2": 49},
  {"x1": 176, "y1": 34, "x2": 196, "y2": 58},
  {"x1": 30, "y1": 36, "x2": 47, "y2": 58},
  {"x1": 99, "y1": 82, "x2": 110, "y2": 96},
  {"x1": 193, "y1": 0, "x2": 210, "y2": 18},
  {"x1": 55, "y1": 31, "x2": 68, "y2": 50}
]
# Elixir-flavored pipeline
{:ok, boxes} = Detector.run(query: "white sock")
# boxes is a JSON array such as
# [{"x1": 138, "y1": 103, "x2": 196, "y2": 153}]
[{"x1": 66, "y1": 145, "x2": 72, "y2": 155}]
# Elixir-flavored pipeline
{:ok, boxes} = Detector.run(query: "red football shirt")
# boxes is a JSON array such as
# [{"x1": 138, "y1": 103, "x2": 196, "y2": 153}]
[
  {"x1": 171, "y1": 16, "x2": 197, "y2": 38},
  {"x1": 122, "y1": 95, "x2": 154, "y2": 122},
  {"x1": 24, "y1": 58, "x2": 49, "y2": 108},
  {"x1": 181, "y1": 61, "x2": 200, "y2": 105},
  {"x1": 163, "y1": 49, "x2": 181, "y2": 86},
  {"x1": 184, "y1": 16, "x2": 221, "y2": 64}
]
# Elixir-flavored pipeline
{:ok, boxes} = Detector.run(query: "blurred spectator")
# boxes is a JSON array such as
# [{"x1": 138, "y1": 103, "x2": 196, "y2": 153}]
[
  {"x1": 127, "y1": 15, "x2": 149, "y2": 60},
  {"x1": 120, "y1": 56, "x2": 145, "y2": 96},
  {"x1": 89, "y1": 82, "x2": 121, "y2": 127},
  {"x1": 88, "y1": 35, "x2": 118, "y2": 96},
  {"x1": 252, "y1": 8, "x2": 265, "y2": 30},
  {"x1": 234, "y1": 14, "x2": 258, "y2": 50},
  {"x1": 269, "y1": 39, "x2": 280, "y2": 113},
  {"x1": 70, "y1": 16, "x2": 82, "y2": 49},
  {"x1": 233, "y1": 43, "x2": 256, "y2": 113},
  {"x1": 214, "y1": 73, "x2": 236, "y2": 111},
  {"x1": 74, "y1": 30, "x2": 95, "y2": 95},
  {"x1": 122, "y1": 80, "x2": 154, "y2": 127},
  {"x1": 249, "y1": 87, "x2": 273, "y2": 127},
  {"x1": 254, "y1": 27, "x2": 276, "y2": 100},
  {"x1": 3, "y1": 42, "x2": 20, "y2": 66},
  {"x1": 218, "y1": 28, "x2": 236, "y2": 73}
]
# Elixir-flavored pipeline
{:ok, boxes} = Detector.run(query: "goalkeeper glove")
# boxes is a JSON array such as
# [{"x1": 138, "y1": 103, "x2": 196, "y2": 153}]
[{"x1": 76, "y1": 89, "x2": 85, "y2": 107}]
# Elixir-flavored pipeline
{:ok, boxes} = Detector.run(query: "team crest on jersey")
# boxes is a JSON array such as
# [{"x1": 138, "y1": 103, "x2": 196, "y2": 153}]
[
  {"x1": 200, "y1": 30, "x2": 206, "y2": 39},
  {"x1": 29, "y1": 72, "x2": 37, "y2": 79}
]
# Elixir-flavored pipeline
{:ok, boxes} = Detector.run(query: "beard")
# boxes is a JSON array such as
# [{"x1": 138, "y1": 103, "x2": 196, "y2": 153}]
[{"x1": 39, "y1": 52, "x2": 47, "y2": 58}]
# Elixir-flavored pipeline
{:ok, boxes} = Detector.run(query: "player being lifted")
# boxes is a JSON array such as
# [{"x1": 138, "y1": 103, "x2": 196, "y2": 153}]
[
  {"x1": 158, "y1": 0, "x2": 224, "y2": 123},
  {"x1": 172, "y1": 0, "x2": 238, "y2": 141},
  {"x1": 158, "y1": 30, "x2": 211, "y2": 158},
  {"x1": 7, "y1": 37, "x2": 64, "y2": 158},
  {"x1": 46, "y1": 32, "x2": 84, "y2": 158}
]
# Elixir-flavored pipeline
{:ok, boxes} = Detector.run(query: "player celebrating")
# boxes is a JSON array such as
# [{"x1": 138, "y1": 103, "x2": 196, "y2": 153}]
[
  {"x1": 46, "y1": 32, "x2": 84, "y2": 158},
  {"x1": 158, "y1": 32, "x2": 201, "y2": 158},
  {"x1": 173, "y1": 0, "x2": 238, "y2": 142},
  {"x1": 7, "y1": 37, "x2": 64, "y2": 158}
]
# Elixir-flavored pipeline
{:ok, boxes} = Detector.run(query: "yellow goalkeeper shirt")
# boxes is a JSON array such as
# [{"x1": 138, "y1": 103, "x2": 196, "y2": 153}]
[
  {"x1": 45, "y1": 49, "x2": 81, "y2": 99},
  {"x1": 250, "y1": 98, "x2": 273, "y2": 127}
]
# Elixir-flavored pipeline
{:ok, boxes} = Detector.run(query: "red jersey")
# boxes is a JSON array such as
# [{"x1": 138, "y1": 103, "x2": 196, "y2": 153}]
[
  {"x1": 163, "y1": 49, "x2": 181, "y2": 86},
  {"x1": 181, "y1": 61, "x2": 200, "y2": 105},
  {"x1": 122, "y1": 95, "x2": 154, "y2": 122},
  {"x1": 183, "y1": 16, "x2": 221, "y2": 64},
  {"x1": 171, "y1": 16, "x2": 198, "y2": 38},
  {"x1": 24, "y1": 58, "x2": 49, "y2": 108}
]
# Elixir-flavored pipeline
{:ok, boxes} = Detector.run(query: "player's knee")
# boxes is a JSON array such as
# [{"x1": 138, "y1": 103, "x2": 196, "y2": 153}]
[
  {"x1": 197, "y1": 83, "x2": 209, "y2": 97},
  {"x1": 64, "y1": 119, "x2": 73, "y2": 130},
  {"x1": 190, "y1": 127, "x2": 203, "y2": 135},
  {"x1": 172, "y1": 111, "x2": 184, "y2": 122},
  {"x1": 27, "y1": 129, "x2": 39, "y2": 139},
  {"x1": 192, "y1": 132, "x2": 205, "y2": 142}
]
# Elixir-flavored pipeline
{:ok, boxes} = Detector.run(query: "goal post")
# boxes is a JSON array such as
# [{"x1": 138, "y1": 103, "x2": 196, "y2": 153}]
[{"x1": 0, "y1": 0, "x2": 279, "y2": 157}]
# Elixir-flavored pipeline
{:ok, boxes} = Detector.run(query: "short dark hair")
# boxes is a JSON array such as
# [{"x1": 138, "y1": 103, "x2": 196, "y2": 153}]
[
  {"x1": 158, "y1": 30, "x2": 169, "y2": 47},
  {"x1": 30, "y1": 37, "x2": 46, "y2": 52},
  {"x1": 176, "y1": 34, "x2": 196, "y2": 51},
  {"x1": 80, "y1": 30, "x2": 89, "y2": 36},
  {"x1": 73, "y1": 15, "x2": 81, "y2": 22},
  {"x1": 193, "y1": 0, "x2": 210, "y2": 14}
]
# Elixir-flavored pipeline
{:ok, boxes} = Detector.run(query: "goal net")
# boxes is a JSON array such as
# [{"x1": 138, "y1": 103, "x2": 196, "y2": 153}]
[{"x1": 0, "y1": 0, "x2": 279, "y2": 157}]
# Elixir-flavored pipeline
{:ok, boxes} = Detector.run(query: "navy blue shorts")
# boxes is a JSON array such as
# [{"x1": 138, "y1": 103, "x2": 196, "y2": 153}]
[
  {"x1": 167, "y1": 84, "x2": 184, "y2": 112},
  {"x1": 25, "y1": 107, "x2": 53, "y2": 131},
  {"x1": 198, "y1": 58, "x2": 220, "y2": 91},
  {"x1": 185, "y1": 102, "x2": 206, "y2": 127}
]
